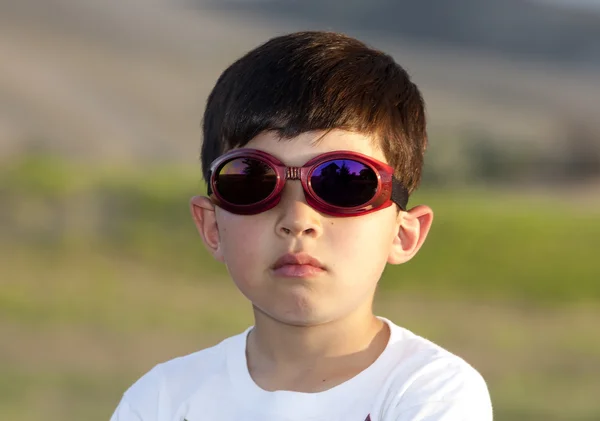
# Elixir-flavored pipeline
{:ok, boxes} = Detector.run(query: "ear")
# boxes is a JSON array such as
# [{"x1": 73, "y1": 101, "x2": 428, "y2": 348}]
[
  {"x1": 190, "y1": 196, "x2": 224, "y2": 262},
  {"x1": 388, "y1": 205, "x2": 434, "y2": 265}
]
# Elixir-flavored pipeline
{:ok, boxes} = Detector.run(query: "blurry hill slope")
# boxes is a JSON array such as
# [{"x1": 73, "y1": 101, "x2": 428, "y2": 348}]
[
  {"x1": 0, "y1": 0, "x2": 599, "y2": 166},
  {"x1": 209, "y1": 0, "x2": 600, "y2": 66}
]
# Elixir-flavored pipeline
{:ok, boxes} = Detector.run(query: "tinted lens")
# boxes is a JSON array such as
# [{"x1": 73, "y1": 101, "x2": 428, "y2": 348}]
[
  {"x1": 310, "y1": 159, "x2": 378, "y2": 207},
  {"x1": 215, "y1": 157, "x2": 277, "y2": 205}
]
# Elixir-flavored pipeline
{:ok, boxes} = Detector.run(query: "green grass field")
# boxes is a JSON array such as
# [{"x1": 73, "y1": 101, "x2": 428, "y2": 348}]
[{"x1": 1, "y1": 155, "x2": 600, "y2": 420}]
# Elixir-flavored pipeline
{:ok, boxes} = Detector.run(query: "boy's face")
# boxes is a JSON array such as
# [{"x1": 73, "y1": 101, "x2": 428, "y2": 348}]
[{"x1": 191, "y1": 130, "x2": 433, "y2": 327}]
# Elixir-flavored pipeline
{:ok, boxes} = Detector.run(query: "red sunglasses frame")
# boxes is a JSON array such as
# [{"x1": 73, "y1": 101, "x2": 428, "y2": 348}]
[{"x1": 207, "y1": 148, "x2": 409, "y2": 217}]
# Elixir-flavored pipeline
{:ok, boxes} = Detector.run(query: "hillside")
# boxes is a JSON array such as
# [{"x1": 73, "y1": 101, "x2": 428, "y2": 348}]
[{"x1": 0, "y1": 0, "x2": 599, "y2": 171}]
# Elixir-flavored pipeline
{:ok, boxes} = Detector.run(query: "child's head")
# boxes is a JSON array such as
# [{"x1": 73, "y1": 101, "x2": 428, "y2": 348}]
[
  {"x1": 201, "y1": 31, "x2": 427, "y2": 194},
  {"x1": 191, "y1": 31, "x2": 433, "y2": 327}
]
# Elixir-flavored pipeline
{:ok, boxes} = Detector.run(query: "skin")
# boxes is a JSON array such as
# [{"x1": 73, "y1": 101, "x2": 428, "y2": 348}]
[{"x1": 190, "y1": 129, "x2": 433, "y2": 393}]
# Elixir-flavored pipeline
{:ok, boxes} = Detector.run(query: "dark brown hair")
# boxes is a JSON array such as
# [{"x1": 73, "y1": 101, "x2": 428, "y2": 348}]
[{"x1": 201, "y1": 31, "x2": 427, "y2": 194}]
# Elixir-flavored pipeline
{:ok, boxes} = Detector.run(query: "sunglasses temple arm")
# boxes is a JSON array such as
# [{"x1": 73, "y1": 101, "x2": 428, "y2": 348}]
[
  {"x1": 391, "y1": 179, "x2": 409, "y2": 211},
  {"x1": 206, "y1": 171, "x2": 213, "y2": 196}
]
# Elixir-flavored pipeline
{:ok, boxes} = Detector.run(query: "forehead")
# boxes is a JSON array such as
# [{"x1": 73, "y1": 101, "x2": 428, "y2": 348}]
[{"x1": 245, "y1": 129, "x2": 387, "y2": 166}]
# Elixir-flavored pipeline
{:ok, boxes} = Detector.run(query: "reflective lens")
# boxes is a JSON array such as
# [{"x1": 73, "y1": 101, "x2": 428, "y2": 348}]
[
  {"x1": 310, "y1": 159, "x2": 378, "y2": 207},
  {"x1": 215, "y1": 157, "x2": 277, "y2": 205}
]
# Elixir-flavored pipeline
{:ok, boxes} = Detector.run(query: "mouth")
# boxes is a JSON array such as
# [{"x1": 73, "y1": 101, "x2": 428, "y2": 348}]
[{"x1": 271, "y1": 252, "x2": 326, "y2": 278}]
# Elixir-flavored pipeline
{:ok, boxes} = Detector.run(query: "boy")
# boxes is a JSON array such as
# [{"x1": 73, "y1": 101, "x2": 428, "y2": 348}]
[{"x1": 110, "y1": 31, "x2": 493, "y2": 420}]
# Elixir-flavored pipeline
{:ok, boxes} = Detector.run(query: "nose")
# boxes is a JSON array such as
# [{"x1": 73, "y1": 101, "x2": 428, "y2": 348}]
[{"x1": 274, "y1": 182, "x2": 323, "y2": 238}]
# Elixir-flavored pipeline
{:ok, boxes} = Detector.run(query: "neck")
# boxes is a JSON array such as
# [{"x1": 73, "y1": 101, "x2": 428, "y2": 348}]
[{"x1": 247, "y1": 303, "x2": 387, "y2": 370}]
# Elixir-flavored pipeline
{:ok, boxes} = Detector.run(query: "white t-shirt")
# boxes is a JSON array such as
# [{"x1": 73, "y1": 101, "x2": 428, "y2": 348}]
[{"x1": 110, "y1": 318, "x2": 493, "y2": 421}]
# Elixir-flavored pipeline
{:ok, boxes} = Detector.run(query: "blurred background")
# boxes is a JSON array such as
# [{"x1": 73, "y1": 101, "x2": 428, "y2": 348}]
[{"x1": 1, "y1": 0, "x2": 599, "y2": 420}]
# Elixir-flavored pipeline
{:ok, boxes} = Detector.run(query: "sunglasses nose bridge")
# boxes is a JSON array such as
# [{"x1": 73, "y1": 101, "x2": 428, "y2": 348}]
[{"x1": 285, "y1": 166, "x2": 302, "y2": 180}]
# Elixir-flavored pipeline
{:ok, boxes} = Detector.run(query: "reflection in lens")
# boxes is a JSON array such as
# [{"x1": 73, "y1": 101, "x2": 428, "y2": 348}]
[
  {"x1": 311, "y1": 159, "x2": 378, "y2": 207},
  {"x1": 216, "y1": 157, "x2": 277, "y2": 205}
]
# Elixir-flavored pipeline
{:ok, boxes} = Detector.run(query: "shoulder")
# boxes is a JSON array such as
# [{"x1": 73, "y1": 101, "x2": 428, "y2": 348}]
[
  {"x1": 113, "y1": 332, "x2": 243, "y2": 420},
  {"x1": 375, "y1": 320, "x2": 493, "y2": 420},
  {"x1": 126, "y1": 339, "x2": 226, "y2": 401}
]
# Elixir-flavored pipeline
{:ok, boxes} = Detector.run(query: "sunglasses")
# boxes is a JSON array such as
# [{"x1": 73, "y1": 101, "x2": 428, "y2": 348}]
[{"x1": 207, "y1": 148, "x2": 409, "y2": 217}]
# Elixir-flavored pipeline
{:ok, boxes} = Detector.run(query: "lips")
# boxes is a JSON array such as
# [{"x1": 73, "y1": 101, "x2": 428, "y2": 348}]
[{"x1": 271, "y1": 253, "x2": 326, "y2": 277}]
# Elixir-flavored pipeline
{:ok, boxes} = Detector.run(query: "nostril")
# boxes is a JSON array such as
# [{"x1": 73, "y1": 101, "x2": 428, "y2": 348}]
[{"x1": 279, "y1": 227, "x2": 316, "y2": 236}]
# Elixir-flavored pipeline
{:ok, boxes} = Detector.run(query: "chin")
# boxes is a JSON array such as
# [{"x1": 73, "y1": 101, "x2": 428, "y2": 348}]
[
  {"x1": 268, "y1": 305, "x2": 338, "y2": 327},
  {"x1": 251, "y1": 300, "x2": 325, "y2": 326},
  {"x1": 251, "y1": 286, "x2": 353, "y2": 327}
]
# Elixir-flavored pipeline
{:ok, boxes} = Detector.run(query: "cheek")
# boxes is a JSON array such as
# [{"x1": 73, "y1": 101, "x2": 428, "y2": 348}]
[
  {"x1": 327, "y1": 212, "x2": 397, "y2": 272},
  {"x1": 217, "y1": 213, "x2": 271, "y2": 277}
]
